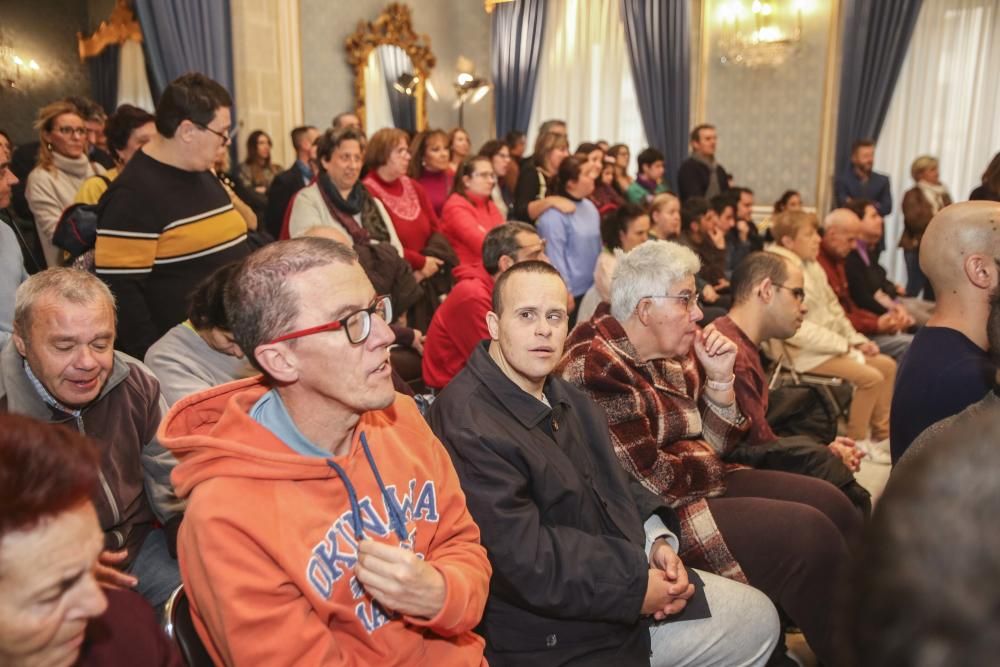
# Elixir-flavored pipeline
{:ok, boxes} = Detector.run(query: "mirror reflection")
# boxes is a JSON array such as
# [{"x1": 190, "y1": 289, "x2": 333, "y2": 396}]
[{"x1": 364, "y1": 44, "x2": 416, "y2": 133}]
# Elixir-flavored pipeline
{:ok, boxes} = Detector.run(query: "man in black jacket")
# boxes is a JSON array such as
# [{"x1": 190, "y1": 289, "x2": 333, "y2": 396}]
[
  {"x1": 677, "y1": 124, "x2": 730, "y2": 203},
  {"x1": 429, "y1": 261, "x2": 778, "y2": 666},
  {"x1": 263, "y1": 125, "x2": 319, "y2": 238}
]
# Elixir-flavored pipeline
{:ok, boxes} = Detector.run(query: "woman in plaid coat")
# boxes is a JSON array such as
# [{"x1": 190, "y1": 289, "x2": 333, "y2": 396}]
[{"x1": 558, "y1": 240, "x2": 863, "y2": 665}]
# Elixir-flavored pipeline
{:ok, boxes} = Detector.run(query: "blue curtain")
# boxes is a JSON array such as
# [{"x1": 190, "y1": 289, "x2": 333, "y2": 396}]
[
  {"x1": 834, "y1": 0, "x2": 923, "y2": 173},
  {"x1": 133, "y1": 0, "x2": 236, "y2": 105},
  {"x1": 620, "y1": 0, "x2": 691, "y2": 187},
  {"x1": 491, "y1": 0, "x2": 547, "y2": 138},
  {"x1": 378, "y1": 46, "x2": 417, "y2": 134},
  {"x1": 88, "y1": 44, "x2": 120, "y2": 115}
]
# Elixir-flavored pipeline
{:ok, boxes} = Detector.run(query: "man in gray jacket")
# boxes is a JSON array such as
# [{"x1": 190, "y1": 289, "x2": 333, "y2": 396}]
[{"x1": 0, "y1": 268, "x2": 181, "y2": 613}]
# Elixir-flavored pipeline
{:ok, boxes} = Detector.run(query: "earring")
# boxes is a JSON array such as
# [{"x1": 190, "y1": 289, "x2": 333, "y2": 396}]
[{"x1": 46, "y1": 143, "x2": 53, "y2": 151}]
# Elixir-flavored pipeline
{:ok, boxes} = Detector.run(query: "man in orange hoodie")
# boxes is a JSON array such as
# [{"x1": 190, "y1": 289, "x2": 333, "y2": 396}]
[{"x1": 159, "y1": 237, "x2": 490, "y2": 666}]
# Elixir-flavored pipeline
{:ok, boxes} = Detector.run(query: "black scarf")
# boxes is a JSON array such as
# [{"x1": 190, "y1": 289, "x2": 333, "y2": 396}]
[
  {"x1": 317, "y1": 171, "x2": 393, "y2": 245},
  {"x1": 320, "y1": 171, "x2": 365, "y2": 215}
]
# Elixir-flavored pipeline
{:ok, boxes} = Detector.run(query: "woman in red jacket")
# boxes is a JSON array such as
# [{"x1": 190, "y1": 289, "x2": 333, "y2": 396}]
[{"x1": 440, "y1": 156, "x2": 505, "y2": 266}]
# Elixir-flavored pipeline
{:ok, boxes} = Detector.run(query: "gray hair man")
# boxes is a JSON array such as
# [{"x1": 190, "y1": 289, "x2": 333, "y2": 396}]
[{"x1": 0, "y1": 268, "x2": 181, "y2": 613}]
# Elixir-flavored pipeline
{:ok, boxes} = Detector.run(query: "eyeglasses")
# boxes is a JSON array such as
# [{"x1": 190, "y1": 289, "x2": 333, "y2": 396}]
[
  {"x1": 645, "y1": 292, "x2": 701, "y2": 311},
  {"x1": 192, "y1": 121, "x2": 236, "y2": 146},
  {"x1": 55, "y1": 127, "x2": 87, "y2": 138},
  {"x1": 266, "y1": 295, "x2": 392, "y2": 346},
  {"x1": 472, "y1": 171, "x2": 496, "y2": 180},
  {"x1": 774, "y1": 284, "x2": 806, "y2": 302}
]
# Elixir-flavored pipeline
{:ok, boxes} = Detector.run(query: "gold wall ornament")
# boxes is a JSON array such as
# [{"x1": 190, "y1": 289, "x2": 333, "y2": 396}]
[
  {"x1": 346, "y1": 3, "x2": 436, "y2": 133},
  {"x1": 77, "y1": 0, "x2": 143, "y2": 61}
]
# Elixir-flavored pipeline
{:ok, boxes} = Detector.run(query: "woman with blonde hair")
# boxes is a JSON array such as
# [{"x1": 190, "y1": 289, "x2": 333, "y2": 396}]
[
  {"x1": 901, "y1": 155, "x2": 951, "y2": 299},
  {"x1": 25, "y1": 100, "x2": 106, "y2": 267}
]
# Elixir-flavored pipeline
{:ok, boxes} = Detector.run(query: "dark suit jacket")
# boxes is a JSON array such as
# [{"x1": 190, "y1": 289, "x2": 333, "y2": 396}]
[{"x1": 677, "y1": 157, "x2": 729, "y2": 203}]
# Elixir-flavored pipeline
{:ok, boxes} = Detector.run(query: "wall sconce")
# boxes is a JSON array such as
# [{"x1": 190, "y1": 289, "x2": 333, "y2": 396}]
[
  {"x1": 717, "y1": 0, "x2": 814, "y2": 68},
  {"x1": 1, "y1": 43, "x2": 42, "y2": 91}
]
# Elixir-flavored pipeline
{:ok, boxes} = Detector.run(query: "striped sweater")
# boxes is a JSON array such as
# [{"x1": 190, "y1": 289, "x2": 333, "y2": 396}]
[{"x1": 95, "y1": 149, "x2": 250, "y2": 358}]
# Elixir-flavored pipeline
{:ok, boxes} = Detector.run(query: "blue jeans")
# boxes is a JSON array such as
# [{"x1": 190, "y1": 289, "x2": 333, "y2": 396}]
[{"x1": 127, "y1": 527, "x2": 181, "y2": 617}]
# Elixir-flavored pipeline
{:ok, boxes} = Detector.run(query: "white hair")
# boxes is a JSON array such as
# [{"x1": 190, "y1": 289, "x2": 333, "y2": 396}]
[{"x1": 610, "y1": 240, "x2": 701, "y2": 321}]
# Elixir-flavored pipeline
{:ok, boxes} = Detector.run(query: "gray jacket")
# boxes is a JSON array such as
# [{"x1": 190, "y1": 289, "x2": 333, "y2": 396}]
[{"x1": 0, "y1": 341, "x2": 181, "y2": 567}]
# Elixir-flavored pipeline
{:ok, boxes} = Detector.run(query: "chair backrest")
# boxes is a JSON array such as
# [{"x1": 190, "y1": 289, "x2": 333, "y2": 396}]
[{"x1": 163, "y1": 584, "x2": 216, "y2": 667}]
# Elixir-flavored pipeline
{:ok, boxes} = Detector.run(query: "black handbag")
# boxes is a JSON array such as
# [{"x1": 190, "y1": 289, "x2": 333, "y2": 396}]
[{"x1": 52, "y1": 174, "x2": 111, "y2": 260}]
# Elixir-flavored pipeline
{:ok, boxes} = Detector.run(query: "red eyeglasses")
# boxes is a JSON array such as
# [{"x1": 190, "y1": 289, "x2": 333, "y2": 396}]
[{"x1": 266, "y1": 295, "x2": 392, "y2": 345}]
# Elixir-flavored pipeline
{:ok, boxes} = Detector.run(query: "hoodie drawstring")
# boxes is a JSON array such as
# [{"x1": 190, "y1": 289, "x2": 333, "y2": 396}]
[{"x1": 325, "y1": 431, "x2": 409, "y2": 543}]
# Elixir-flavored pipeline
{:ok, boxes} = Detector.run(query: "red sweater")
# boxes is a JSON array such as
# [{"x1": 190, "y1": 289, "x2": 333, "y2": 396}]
[
  {"x1": 363, "y1": 171, "x2": 439, "y2": 270},
  {"x1": 712, "y1": 316, "x2": 778, "y2": 446},
  {"x1": 440, "y1": 193, "x2": 505, "y2": 266},
  {"x1": 421, "y1": 263, "x2": 494, "y2": 389},
  {"x1": 816, "y1": 245, "x2": 879, "y2": 334},
  {"x1": 416, "y1": 169, "x2": 454, "y2": 217}
]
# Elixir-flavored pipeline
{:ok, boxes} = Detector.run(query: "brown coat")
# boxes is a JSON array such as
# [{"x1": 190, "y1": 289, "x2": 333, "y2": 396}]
[
  {"x1": 900, "y1": 186, "x2": 952, "y2": 250},
  {"x1": 558, "y1": 312, "x2": 750, "y2": 581}
]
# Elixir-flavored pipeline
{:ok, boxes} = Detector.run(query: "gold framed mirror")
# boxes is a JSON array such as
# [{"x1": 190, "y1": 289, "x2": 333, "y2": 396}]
[{"x1": 346, "y1": 3, "x2": 436, "y2": 134}]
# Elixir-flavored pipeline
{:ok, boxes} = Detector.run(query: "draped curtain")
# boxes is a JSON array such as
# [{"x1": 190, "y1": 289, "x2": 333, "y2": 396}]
[
  {"x1": 363, "y1": 49, "x2": 396, "y2": 135},
  {"x1": 133, "y1": 0, "x2": 236, "y2": 104},
  {"x1": 526, "y1": 0, "x2": 646, "y2": 173},
  {"x1": 116, "y1": 40, "x2": 156, "y2": 112},
  {"x1": 620, "y1": 0, "x2": 690, "y2": 184},
  {"x1": 834, "y1": 0, "x2": 924, "y2": 174},
  {"x1": 491, "y1": 0, "x2": 547, "y2": 138},
  {"x1": 88, "y1": 44, "x2": 120, "y2": 115},
  {"x1": 874, "y1": 0, "x2": 1000, "y2": 282},
  {"x1": 378, "y1": 45, "x2": 416, "y2": 133}
]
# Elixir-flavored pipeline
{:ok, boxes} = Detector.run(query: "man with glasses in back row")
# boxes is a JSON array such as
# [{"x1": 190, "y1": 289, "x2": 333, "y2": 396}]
[
  {"x1": 160, "y1": 237, "x2": 491, "y2": 665},
  {"x1": 95, "y1": 73, "x2": 251, "y2": 360}
]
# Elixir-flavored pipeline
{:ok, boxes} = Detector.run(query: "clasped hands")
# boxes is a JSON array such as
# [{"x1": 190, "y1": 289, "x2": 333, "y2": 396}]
[{"x1": 642, "y1": 540, "x2": 696, "y2": 621}]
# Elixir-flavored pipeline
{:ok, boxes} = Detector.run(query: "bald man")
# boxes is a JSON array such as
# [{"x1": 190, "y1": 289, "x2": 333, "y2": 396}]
[
  {"x1": 890, "y1": 201, "x2": 1000, "y2": 462},
  {"x1": 817, "y1": 209, "x2": 913, "y2": 360}
]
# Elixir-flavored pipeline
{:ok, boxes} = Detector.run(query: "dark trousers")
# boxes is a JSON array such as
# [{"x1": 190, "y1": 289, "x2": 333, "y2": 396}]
[
  {"x1": 904, "y1": 247, "x2": 935, "y2": 300},
  {"x1": 700, "y1": 469, "x2": 862, "y2": 665}
]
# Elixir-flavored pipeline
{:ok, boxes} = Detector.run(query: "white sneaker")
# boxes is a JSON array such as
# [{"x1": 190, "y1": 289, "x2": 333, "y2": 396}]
[{"x1": 856, "y1": 438, "x2": 892, "y2": 465}]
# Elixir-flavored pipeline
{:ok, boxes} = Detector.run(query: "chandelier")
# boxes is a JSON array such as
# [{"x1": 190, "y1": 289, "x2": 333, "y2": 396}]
[{"x1": 717, "y1": 0, "x2": 811, "y2": 68}]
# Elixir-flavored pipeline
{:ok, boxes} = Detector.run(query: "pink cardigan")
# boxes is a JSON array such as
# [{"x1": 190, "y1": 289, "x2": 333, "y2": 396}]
[{"x1": 439, "y1": 192, "x2": 505, "y2": 266}]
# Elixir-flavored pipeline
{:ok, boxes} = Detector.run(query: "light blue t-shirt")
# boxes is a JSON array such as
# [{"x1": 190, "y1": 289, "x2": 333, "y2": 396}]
[{"x1": 250, "y1": 388, "x2": 330, "y2": 458}]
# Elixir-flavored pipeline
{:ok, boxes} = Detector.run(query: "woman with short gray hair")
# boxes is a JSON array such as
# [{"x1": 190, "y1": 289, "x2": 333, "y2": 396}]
[{"x1": 559, "y1": 240, "x2": 863, "y2": 665}]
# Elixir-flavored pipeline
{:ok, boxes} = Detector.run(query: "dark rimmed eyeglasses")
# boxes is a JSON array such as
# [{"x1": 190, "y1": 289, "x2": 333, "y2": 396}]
[
  {"x1": 774, "y1": 284, "x2": 806, "y2": 302},
  {"x1": 55, "y1": 126, "x2": 88, "y2": 138},
  {"x1": 192, "y1": 121, "x2": 236, "y2": 146},
  {"x1": 645, "y1": 292, "x2": 701, "y2": 311},
  {"x1": 266, "y1": 295, "x2": 392, "y2": 346}
]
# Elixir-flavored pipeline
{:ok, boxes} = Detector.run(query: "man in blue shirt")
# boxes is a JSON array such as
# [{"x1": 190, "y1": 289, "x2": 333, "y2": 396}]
[
  {"x1": 835, "y1": 139, "x2": 892, "y2": 216},
  {"x1": 890, "y1": 201, "x2": 1000, "y2": 462}
]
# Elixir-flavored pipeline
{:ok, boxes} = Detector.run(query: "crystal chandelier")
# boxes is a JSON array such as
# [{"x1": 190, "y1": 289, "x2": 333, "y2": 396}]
[{"x1": 717, "y1": 0, "x2": 810, "y2": 68}]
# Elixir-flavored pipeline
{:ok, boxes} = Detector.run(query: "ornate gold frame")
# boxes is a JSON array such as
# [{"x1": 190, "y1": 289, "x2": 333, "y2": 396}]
[
  {"x1": 345, "y1": 3, "x2": 436, "y2": 133},
  {"x1": 77, "y1": 0, "x2": 143, "y2": 61}
]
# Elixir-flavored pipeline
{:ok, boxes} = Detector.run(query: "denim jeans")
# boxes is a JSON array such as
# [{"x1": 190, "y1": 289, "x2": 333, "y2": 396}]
[{"x1": 127, "y1": 527, "x2": 181, "y2": 618}]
